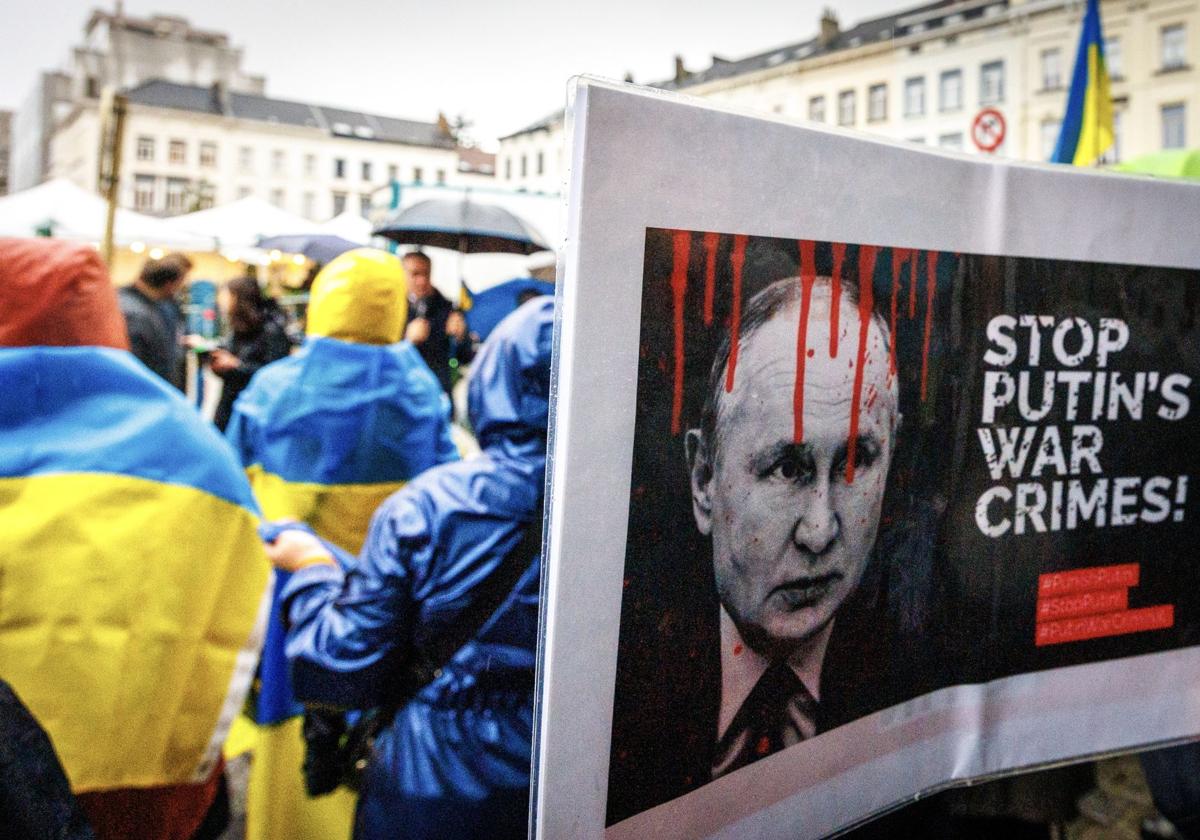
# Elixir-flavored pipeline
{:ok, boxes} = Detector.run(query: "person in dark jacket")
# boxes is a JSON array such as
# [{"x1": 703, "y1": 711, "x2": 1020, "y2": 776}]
[
  {"x1": 263, "y1": 295, "x2": 553, "y2": 840},
  {"x1": 402, "y1": 251, "x2": 474, "y2": 392},
  {"x1": 210, "y1": 276, "x2": 291, "y2": 431},
  {"x1": 117, "y1": 253, "x2": 191, "y2": 390}
]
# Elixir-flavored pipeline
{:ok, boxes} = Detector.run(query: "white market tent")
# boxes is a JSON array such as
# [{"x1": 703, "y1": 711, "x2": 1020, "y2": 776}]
[
  {"x1": 174, "y1": 196, "x2": 323, "y2": 253},
  {"x1": 0, "y1": 179, "x2": 215, "y2": 251},
  {"x1": 318, "y1": 210, "x2": 373, "y2": 244}
]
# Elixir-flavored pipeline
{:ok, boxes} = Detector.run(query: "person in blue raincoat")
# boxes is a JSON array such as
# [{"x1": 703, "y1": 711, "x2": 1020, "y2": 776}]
[
  {"x1": 263, "y1": 295, "x2": 553, "y2": 840},
  {"x1": 224, "y1": 248, "x2": 458, "y2": 840}
]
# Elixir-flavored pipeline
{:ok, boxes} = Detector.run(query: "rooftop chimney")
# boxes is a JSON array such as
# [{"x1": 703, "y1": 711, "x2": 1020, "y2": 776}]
[
  {"x1": 435, "y1": 111, "x2": 454, "y2": 139},
  {"x1": 210, "y1": 81, "x2": 230, "y2": 115},
  {"x1": 818, "y1": 8, "x2": 840, "y2": 46},
  {"x1": 674, "y1": 55, "x2": 689, "y2": 84},
  {"x1": 623, "y1": 71, "x2": 635, "y2": 83}
]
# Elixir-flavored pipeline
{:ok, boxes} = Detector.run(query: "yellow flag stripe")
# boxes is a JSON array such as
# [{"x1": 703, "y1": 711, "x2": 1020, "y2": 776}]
[{"x1": 1073, "y1": 44, "x2": 1115, "y2": 165}]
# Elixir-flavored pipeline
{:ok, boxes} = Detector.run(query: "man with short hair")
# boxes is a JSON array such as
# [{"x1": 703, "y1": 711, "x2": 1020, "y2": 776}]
[
  {"x1": 118, "y1": 253, "x2": 193, "y2": 389},
  {"x1": 684, "y1": 275, "x2": 898, "y2": 777},
  {"x1": 401, "y1": 250, "x2": 471, "y2": 393}
]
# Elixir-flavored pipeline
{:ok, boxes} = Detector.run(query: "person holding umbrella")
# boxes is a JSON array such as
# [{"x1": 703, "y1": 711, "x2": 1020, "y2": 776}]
[{"x1": 401, "y1": 250, "x2": 473, "y2": 393}]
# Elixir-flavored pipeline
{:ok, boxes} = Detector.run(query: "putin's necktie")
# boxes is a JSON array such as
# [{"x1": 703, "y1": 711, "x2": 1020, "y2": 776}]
[{"x1": 711, "y1": 661, "x2": 818, "y2": 779}]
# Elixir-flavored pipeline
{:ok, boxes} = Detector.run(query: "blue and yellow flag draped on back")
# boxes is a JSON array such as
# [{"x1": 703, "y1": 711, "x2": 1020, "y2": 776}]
[
  {"x1": 1051, "y1": 0, "x2": 1114, "y2": 165},
  {"x1": 225, "y1": 249, "x2": 457, "y2": 840},
  {"x1": 0, "y1": 347, "x2": 270, "y2": 793}
]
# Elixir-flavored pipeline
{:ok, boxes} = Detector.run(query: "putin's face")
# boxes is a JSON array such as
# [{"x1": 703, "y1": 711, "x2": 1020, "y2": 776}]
[{"x1": 687, "y1": 281, "x2": 896, "y2": 658}]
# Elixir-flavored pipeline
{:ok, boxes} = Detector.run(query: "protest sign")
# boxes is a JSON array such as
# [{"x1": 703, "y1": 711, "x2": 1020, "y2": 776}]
[{"x1": 533, "y1": 77, "x2": 1200, "y2": 839}]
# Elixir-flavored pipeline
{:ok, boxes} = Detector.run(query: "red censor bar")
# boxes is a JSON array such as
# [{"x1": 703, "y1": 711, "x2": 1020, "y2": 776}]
[
  {"x1": 1036, "y1": 605, "x2": 1175, "y2": 647},
  {"x1": 1036, "y1": 588, "x2": 1128, "y2": 622},
  {"x1": 1038, "y1": 563, "x2": 1139, "y2": 598}
]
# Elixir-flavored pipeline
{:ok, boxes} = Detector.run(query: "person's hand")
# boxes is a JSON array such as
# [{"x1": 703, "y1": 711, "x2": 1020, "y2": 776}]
[
  {"x1": 446, "y1": 311, "x2": 467, "y2": 340},
  {"x1": 264, "y1": 528, "x2": 335, "y2": 573},
  {"x1": 210, "y1": 348, "x2": 241, "y2": 373},
  {"x1": 405, "y1": 317, "x2": 431, "y2": 345},
  {"x1": 183, "y1": 333, "x2": 204, "y2": 349}
]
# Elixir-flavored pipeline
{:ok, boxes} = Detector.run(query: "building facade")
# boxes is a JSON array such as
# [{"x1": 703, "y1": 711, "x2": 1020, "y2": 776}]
[
  {"x1": 498, "y1": 0, "x2": 1198, "y2": 191},
  {"x1": 0, "y1": 110, "x2": 11, "y2": 196},
  {"x1": 50, "y1": 80, "x2": 464, "y2": 220}
]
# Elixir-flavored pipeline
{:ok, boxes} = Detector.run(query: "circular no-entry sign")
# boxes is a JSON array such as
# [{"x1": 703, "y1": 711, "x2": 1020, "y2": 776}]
[{"x1": 972, "y1": 108, "x2": 1006, "y2": 153}]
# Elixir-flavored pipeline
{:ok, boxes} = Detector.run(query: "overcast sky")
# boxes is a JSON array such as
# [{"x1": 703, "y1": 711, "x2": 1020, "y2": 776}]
[{"x1": 1, "y1": 0, "x2": 911, "y2": 147}]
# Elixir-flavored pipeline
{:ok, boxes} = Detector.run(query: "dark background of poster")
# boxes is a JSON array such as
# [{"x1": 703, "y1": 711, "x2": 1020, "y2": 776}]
[{"x1": 605, "y1": 227, "x2": 1200, "y2": 825}]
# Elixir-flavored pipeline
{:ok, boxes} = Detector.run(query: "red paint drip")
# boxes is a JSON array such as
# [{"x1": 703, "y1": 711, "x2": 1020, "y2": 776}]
[
  {"x1": 921, "y1": 251, "x2": 938, "y2": 401},
  {"x1": 795, "y1": 240, "x2": 816, "y2": 442},
  {"x1": 849, "y1": 246, "x2": 878, "y2": 482},
  {"x1": 888, "y1": 250, "x2": 900, "y2": 376},
  {"x1": 908, "y1": 249, "x2": 919, "y2": 318},
  {"x1": 830, "y1": 242, "x2": 846, "y2": 357},
  {"x1": 847, "y1": 245, "x2": 878, "y2": 484},
  {"x1": 725, "y1": 235, "x2": 747, "y2": 393},
  {"x1": 670, "y1": 230, "x2": 690, "y2": 435},
  {"x1": 703, "y1": 231, "x2": 719, "y2": 326}
]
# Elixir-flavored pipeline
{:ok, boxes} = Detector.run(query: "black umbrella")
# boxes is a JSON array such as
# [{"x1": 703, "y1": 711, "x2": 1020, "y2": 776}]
[{"x1": 373, "y1": 197, "x2": 550, "y2": 256}]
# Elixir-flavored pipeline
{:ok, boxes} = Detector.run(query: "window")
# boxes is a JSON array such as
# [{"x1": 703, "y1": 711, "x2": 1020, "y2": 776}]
[
  {"x1": 303, "y1": 191, "x2": 316, "y2": 219},
  {"x1": 237, "y1": 186, "x2": 253, "y2": 199},
  {"x1": 359, "y1": 194, "x2": 372, "y2": 217},
  {"x1": 164, "y1": 178, "x2": 189, "y2": 214},
  {"x1": 136, "y1": 136, "x2": 155, "y2": 162},
  {"x1": 361, "y1": 160, "x2": 372, "y2": 181},
  {"x1": 838, "y1": 90, "x2": 856, "y2": 126},
  {"x1": 387, "y1": 163, "x2": 399, "y2": 181},
  {"x1": 272, "y1": 150, "x2": 286, "y2": 176},
  {"x1": 1105, "y1": 37, "x2": 1123, "y2": 79},
  {"x1": 331, "y1": 191, "x2": 348, "y2": 215},
  {"x1": 134, "y1": 175, "x2": 156, "y2": 212},
  {"x1": 520, "y1": 155, "x2": 527, "y2": 178},
  {"x1": 868, "y1": 84, "x2": 887, "y2": 122},
  {"x1": 1100, "y1": 110, "x2": 1124, "y2": 163},
  {"x1": 1162, "y1": 103, "x2": 1186, "y2": 149},
  {"x1": 938, "y1": 132, "x2": 964, "y2": 151},
  {"x1": 304, "y1": 154, "x2": 317, "y2": 177},
  {"x1": 907, "y1": 136, "x2": 926, "y2": 144},
  {"x1": 537, "y1": 151, "x2": 544, "y2": 175},
  {"x1": 168, "y1": 139, "x2": 186, "y2": 165},
  {"x1": 436, "y1": 169, "x2": 446, "y2": 184},
  {"x1": 85, "y1": 76, "x2": 99, "y2": 98},
  {"x1": 904, "y1": 77, "x2": 925, "y2": 117},
  {"x1": 1161, "y1": 24, "x2": 1187, "y2": 70},
  {"x1": 1041, "y1": 119, "x2": 1062, "y2": 160},
  {"x1": 505, "y1": 157, "x2": 512, "y2": 179},
  {"x1": 980, "y1": 60, "x2": 1005, "y2": 104},
  {"x1": 413, "y1": 166, "x2": 424, "y2": 183},
  {"x1": 1040, "y1": 49, "x2": 1062, "y2": 90},
  {"x1": 238, "y1": 146, "x2": 254, "y2": 173},
  {"x1": 199, "y1": 141, "x2": 217, "y2": 167},
  {"x1": 269, "y1": 188, "x2": 284, "y2": 208},
  {"x1": 333, "y1": 158, "x2": 346, "y2": 179},
  {"x1": 939, "y1": 69, "x2": 963, "y2": 112},
  {"x1": 808, "y1": 95, "x2": 826, "y2": 122}
]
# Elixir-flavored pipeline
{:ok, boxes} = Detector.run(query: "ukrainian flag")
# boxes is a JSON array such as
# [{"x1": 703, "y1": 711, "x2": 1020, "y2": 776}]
[
  {"x1": 1051, "y1": 0, "x2": 1114, "y2": 165},
  {"x1": 0, "y1": 347, "x2": 270, "y2": 793},
  {"x1": 225, "y1": 248, "x2": 457, "y2": 840}
]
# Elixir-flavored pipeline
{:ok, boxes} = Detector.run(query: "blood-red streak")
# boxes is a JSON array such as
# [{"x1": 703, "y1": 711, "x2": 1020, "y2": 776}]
[
  {"x1": 670, "y1": 230, "x2": 690, "y2": 434},
  {"x1": 703, "y1": 232, "x2": 719, "y2": 326},
  {"x1": 725, "y1": 235, "x2": 747, "y2": 392},
  {"x1": 830, "y1": 242, "x2": 846, "y2": 357},
  {"x1": 921, "y1": 251, "x2": 939, "y2": 401},
  {"x1": 848, "y1": 245, "x2": 878, "y2": 483},
  {"x1": 795, "y1": 240, "x2": 816, "y2": 442},
  {"x1": 888, "y1": 249, "x2": 900, "y2": 375},
  {"x1": 908, "y1": 249, "x2": 919, "y2": 318}
]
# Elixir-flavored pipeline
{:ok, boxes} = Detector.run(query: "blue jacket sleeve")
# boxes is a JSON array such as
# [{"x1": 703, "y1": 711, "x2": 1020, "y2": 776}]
[{"x1": 279, "y1": 491, "x2": 431, "y2": 709}]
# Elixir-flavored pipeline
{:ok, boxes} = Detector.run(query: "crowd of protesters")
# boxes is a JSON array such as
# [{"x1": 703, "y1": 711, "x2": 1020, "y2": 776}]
[{"x1": 1, "y1": 235, "x2": 1197, "y2": 840}]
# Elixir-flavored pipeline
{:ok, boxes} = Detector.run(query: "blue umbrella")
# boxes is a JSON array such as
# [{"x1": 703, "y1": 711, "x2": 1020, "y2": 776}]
[
  {"x1": 256, "y1": 234, "x2": 362, "y2": 265},
  {"x1": 373, "y1": 197, "x2": 550, "y2": 256},
  {"x1": 464, "y1": 278, "x2": 555, "y2": 341}
]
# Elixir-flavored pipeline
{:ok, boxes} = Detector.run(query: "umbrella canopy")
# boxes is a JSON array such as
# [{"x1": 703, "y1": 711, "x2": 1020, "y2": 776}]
[
  {"x1": 256, "y1": 234, "x2": 362, "y2": 265},
  {"x1": 174, "y1": 196, "x2": 322, "y2": 249},
  {"x1": 0, "y1": 179, "x2": 214, "y2": 251},
  {"x1": 373, "y1": 196, "x2": 550, "y2": 255},
  {"x1": 464, "y1": 277, "x2": 555, "y2": 341},
  {"x1": 1114, "y1": 149, "x2": 1200, "y2": 180}
]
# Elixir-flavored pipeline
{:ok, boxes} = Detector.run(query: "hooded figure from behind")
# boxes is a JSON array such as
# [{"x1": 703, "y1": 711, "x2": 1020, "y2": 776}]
[
  {"x1": 225, "y1": 248, "x2": 458, "y2": 840},
  {"x1": 265, "y1": 295, "x2": 554, "y2": 840},
  {"x1": 0, "y1": 238, "x2": 269, "y2": 840}
]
